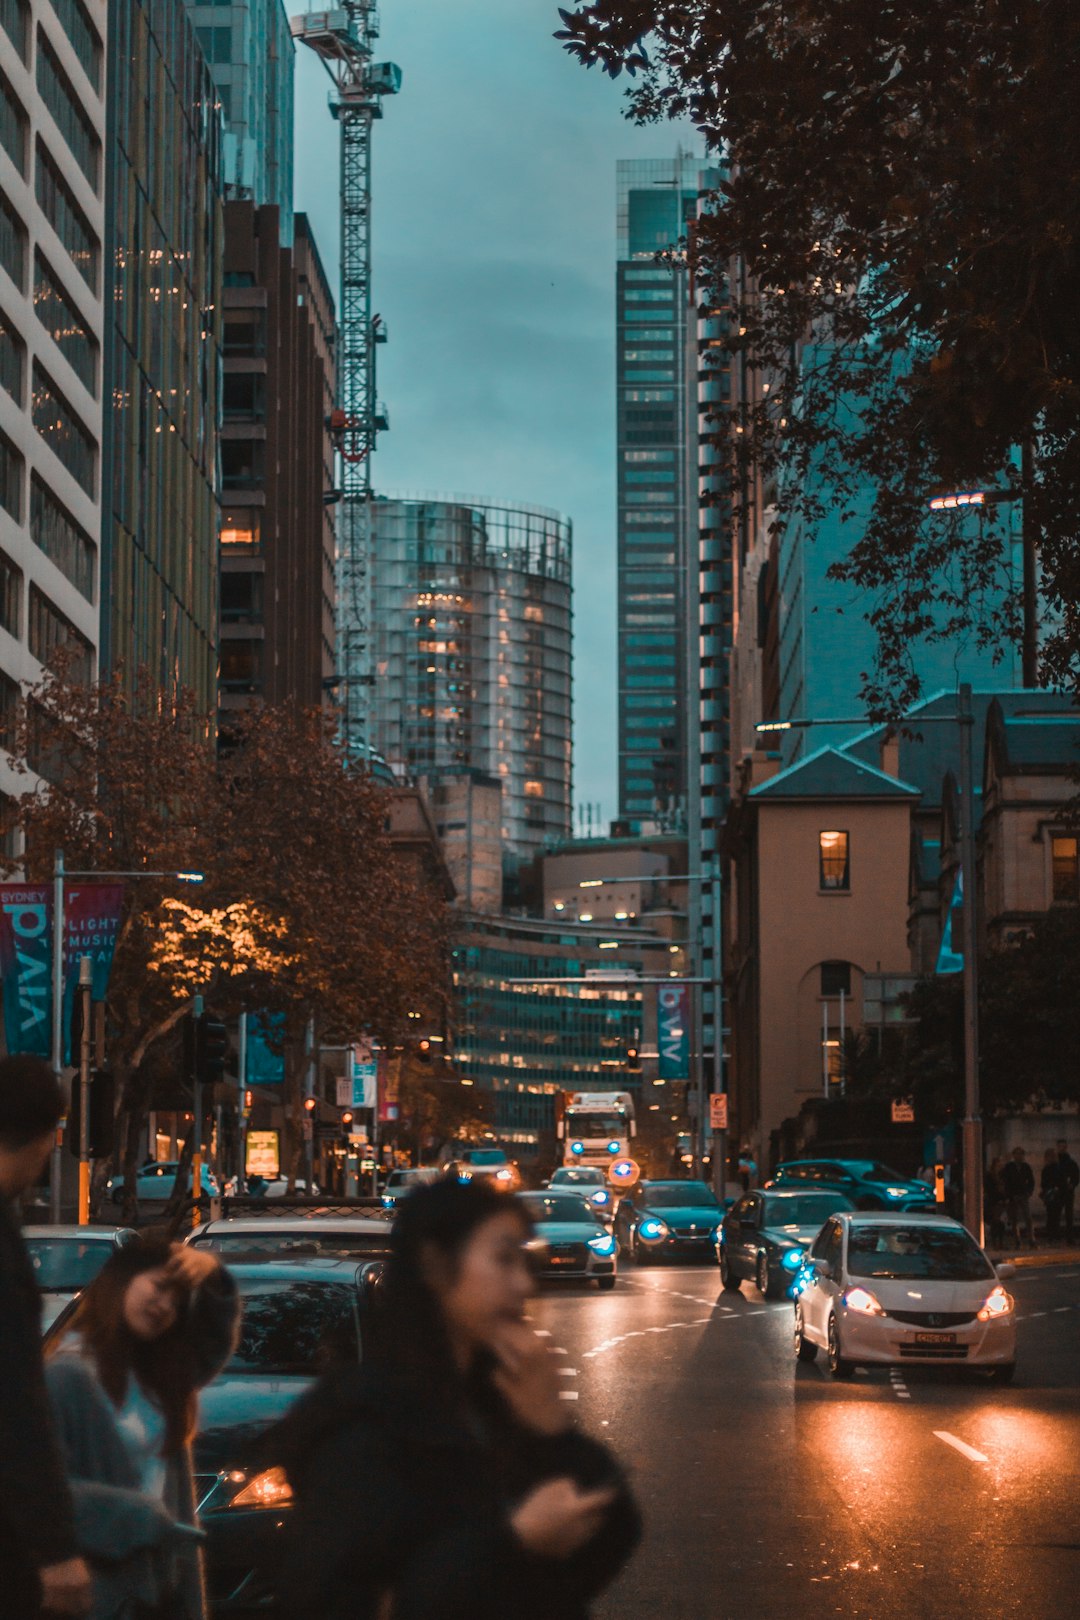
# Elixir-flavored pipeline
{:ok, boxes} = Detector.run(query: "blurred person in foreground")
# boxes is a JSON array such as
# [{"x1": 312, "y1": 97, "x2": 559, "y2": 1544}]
[
  {"x1": 0, "y1": 1055, "x2": 92, "y2": 1617},
  {"x1": 273, "y1": 1177, "x2": 641, "y2": 1619},
  {"x1": 45, "y1": 1236, "x2": 240, "y2": 1619}
]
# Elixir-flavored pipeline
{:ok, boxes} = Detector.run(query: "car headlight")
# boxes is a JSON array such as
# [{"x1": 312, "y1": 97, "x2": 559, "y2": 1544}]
[
  {"x1": 977, "y1": 1285, "x2": 1013, "y2": 1321},
  {"x1": 381, "y1": 1195, "x2": 394, "y2": 1207},
  {"x1": 588, "y1": 1234, "x2": 617, "y2": 1257},
  {"x1": 495, "y1": 1169, "x2": 513, "y2": 1182},
  {"x1": 607, "y1": 1140, "x2": 620, "y2": 1154},
  {"x1": 638, "y1": 1218, "x2": 669, "y2": 1242},
  {"x1": 843, "y1": 1286, "x2": 886, "y2": 1316},
  {"x1": 885, "y1": 1186, "x2": 910, "y2": 1199},
  {"x1": 781, "y1": 1247, "x2": 805, "y2": 1271},
  {"x1": 591, "y1": 1189, "x2": 611, "y2": 1207},
  {"x1": 228, "y1": 1466, "x2": 294, "y2": 1509}
]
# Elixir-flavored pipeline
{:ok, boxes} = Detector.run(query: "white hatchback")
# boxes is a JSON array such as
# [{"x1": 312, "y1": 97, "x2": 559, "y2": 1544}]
[{"x1": 793, "y1": 1212, "x2": 1016, "y2": 1383}]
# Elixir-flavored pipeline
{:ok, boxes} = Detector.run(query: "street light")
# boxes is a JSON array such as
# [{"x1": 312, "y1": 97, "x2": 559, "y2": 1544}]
[
  {"x1": 756, "y1": 685, "x2": 983, "y2": 1244},
  {"x1": 927, "y1": 465, "x2": 1036, "y2": 686}
]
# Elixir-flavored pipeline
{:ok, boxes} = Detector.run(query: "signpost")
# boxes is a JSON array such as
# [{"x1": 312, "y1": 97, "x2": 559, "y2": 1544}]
[
  {"x1": 709, "y1": 1092, "x2": 728, "y2": 1132},
  {"x1": 245, "y1": 1130, "x2": 281, "y2": 1180},
  {"x1": 891, "y1": 1098, "x2": 915, "y2": 1124}
]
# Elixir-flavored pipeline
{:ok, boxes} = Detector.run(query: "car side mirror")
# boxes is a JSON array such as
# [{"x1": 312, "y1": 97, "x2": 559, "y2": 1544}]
[{"x1": 995, "y1": 1261, "x2": 1016, "y2": 1279}]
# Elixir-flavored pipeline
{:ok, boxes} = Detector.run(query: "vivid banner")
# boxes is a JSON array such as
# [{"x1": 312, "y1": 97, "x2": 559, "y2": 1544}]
[
  {"x1": 0, "y1": 885, "x2": 52, "y2": 1057},
  {"x1": 62, "y1": 884, "x2": 124, "y2": 1062},
  {"x1": 378, "y1": 1050, "x2": 400, "y2": 1124},
  {"x1": 349, "y1": 1039, "x2": 379, "y2": 1109},
  {"x1": 657, "y1": 984, "x2": 690, "y2": 1081}
]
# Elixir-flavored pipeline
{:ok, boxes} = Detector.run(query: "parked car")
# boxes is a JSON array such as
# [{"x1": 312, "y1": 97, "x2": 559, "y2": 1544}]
[
  {"x1": 186, "y1": 1213, "x2": 394, "y2": 1265},
  {"x1": 444, "y1": 1147, "x2": 520, "y2": 1191},
  {"x1": 716, "y1": 1188, "x2": 855, "y2": 1298},
  {"x1": 793, "y1": 1212, "x2": 1017, "y2": 1381},
  {"x1": 770, "y1": 1158, "x2": 936, "y2": 1211},
  {"x1": 107, "y1": 1160, "x2": 219, "y2": 1205},
  {"x1": 23, "y1": 1225, "x2": 138, "y2": 1330},
  {"x1": 241, "y1": 1178, "x2": 321, "y2": 1199},
  {"x1": 518, "y1": 1192, "x2": 618, "y2": 1288},
  {"x1": 380, "y1": 1167, "x2": 441, "y2": 1209},
  {"x1": 544, "y1": 1166, "x2": 615, "y2": 1220},
  {"x1": 613, "y1": 1180, "x2": 725, "y2": 1264}
]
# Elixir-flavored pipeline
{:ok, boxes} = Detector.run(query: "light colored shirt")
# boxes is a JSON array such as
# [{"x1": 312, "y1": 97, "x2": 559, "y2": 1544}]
[{"x1": 114, "y1": 1377, "x2": 168, "y2": 1500}]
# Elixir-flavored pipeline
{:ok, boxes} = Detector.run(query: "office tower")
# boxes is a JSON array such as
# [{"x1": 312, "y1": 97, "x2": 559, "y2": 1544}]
[
  {"x1": 0, "y1": 0, "x2": 107, "y2": 829},
  {"x1": 99, "y1": 0, "x2": 221, "y2": 705},
  {"x1": 185, "y1": 0, "x2": 293, "y2": 237},
  {"x1": 219, "y1": 202, "x2": 335, "y2": 711},
  {"x1": 615, "y1": 152, "x2": 717, "y2": 827},
  {"x1": 369, "y1": 495, "x2": 572, "y2": 860}
]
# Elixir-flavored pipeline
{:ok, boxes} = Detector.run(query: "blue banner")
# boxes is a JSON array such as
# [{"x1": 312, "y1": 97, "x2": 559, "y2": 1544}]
[
  {"x1": 0, "y1": 886, "x2": 52, "y2": 1057},
  {"x1": 657, "y1": 985, "x2": 689, "y2": 1081}
]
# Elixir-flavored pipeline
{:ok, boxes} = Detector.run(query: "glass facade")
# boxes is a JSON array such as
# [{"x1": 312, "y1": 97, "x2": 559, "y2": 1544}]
[
  {"x1": 100, "y1": 0, "x2": 222, "y2": 703},
  {"x1": 370, "y1": 496, "x2": 573, "y2": 859}
]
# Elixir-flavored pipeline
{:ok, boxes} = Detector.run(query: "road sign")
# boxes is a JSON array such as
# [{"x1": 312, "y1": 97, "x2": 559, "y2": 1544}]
[
  {"x1": 336, "y1": 1078, "x2": 352, "y2": 1108},
  {"x1": 891, "y1": 1098, "x2": 915, "y2": 1123},
  {"x1": 609, "y1": 1158, "x2": 640, "y2": 1188},
  {"x1": 709, "y1": 1093, "x2": 728, "y2": 1131}
]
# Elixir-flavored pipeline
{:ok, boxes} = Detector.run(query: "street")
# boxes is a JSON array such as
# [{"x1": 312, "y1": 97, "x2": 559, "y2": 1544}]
[{"x1": 532, "y1": 1261, "x2": 1080, "y2": 1620}]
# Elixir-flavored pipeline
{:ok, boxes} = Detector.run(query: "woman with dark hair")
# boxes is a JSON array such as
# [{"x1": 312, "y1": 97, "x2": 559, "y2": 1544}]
[
  {"x1": 273, "y1": 1177, "x2": 641, "y2": 1619},
  {"x1": 45, "y1": 1236, "x2": 240, "y2": 1620}
]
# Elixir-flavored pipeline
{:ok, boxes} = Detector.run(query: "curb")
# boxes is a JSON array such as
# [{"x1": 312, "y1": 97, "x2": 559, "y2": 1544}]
[{"x1": 989, "y1": 1249, "x2": 1080, "y2": 1269}]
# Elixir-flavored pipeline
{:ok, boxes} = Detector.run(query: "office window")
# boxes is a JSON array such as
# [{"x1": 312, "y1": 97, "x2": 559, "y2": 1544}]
[
  {"x1": 222, "y1": 370, "x2": 265, "y2": 419},
  {"x1": 0, "y1": 0, "x2": 27, "y2": 60},
  {"x1": 220, "y1": 508, "x2": 262, "y2": 552},
  {"x1": 28, "y1": 583, "x2": 92, "y2": 679},
  {"x1": 0, "y1": 672, "x2": 18, "y2": 755},
  {"x1": 0, "y1": 187, "x2": 25, "y2": 287},
  {"x1": 623, "y1": 288, "x2": 674, "y2": 302},
  {"x1": 223, "y1": 308, "x2": 265, "y2": 357},
  {"x1": 621, "y1": 389, "x2": 675, "y2": 402},
  {"x1": 0, "y1": 428, "x2": 21, "y2": 521},
  {"x1": 36, "y1": 142, "x2": 99, "y2": 290},
  {"x1": 820, "y1": 961, "x2": 851, "y2": 998},
  {"x1": 0, "y1": 66, "x2": 27, "y2": 175},
  {"x1": 220, "y1": 572, "x2": 263, "y2": 623},
  {"x1": 37, "y1": 34, "x2": 100, "y2": 190},
  {"x1": 31, "y1": 363, "x2": 96, "y2": 495},
  {"x1": 819, "y1": 830, "x2": 850, "y2": 891},
  {"x1": 0, "y1": 306, "x2": 22, "y2": 402},
  {"x1": 0, "y1": 543, "x2": 21, "y2": 636},
  {"x1": 196, "y1": 25, "x2": 232, "y2": 63},
  {"x1": 49, "y1": 0, "x2": 103, "y2": 92},
  {"x1": 30, "y1": 475, "x2": 95, "y2": 600},
  {"x1": 1051, "y1": 836, "x2": 1079, "y2": 903},
  {"x1": 220, "y1": 640, "x2": 263, "y2": 694},
  {"x1": 34, "y1": 254, "x2": 97, "y2": 394}
]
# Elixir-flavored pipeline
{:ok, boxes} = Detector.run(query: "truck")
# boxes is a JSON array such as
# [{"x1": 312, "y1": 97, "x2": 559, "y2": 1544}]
[{"x1": 557, "y1": 1091, "x2": 636, "y2": 1170}]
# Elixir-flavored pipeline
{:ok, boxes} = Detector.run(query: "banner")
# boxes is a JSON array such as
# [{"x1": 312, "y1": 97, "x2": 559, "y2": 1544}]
[
  {"x1": 378, "y1": 1050, "x2": 400, "y2": 1124},
  {"x1": 0, "y1": 885, "x2": 52, "y2": 1057},
  {"x1": 247, "y1": 1013, "x2": 285, "y2": 1084},
  {"x1": 62, "y1": 884, "x2": 124, "y2": 1063},
  {"x1": 349, "y1": 1039, "x2": 379, "y2": 1109},
  {"x1": 657, "y1": 984, "x2": 689, "y2": 1080}
]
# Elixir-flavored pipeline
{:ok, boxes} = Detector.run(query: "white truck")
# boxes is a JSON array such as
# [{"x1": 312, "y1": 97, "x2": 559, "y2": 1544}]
[{"x1": 558, "y1": 1091, "x2": 636, "y2": 1170}]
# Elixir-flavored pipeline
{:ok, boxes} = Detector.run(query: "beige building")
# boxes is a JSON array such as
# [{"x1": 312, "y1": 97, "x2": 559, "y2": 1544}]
[{"x1": 421, "y1": 769, "x2": 503, "y2": 915}]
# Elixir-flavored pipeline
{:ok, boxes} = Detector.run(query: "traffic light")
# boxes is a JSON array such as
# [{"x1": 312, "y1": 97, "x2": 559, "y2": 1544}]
[
  {"x1": 626, "y1": 1044, "x2": 641, "y2": 1073},
  {"x1": 416, "y1": 1038, "x2": 432, "y2": 1064},
  {"x1": 67, "y1": 1070, "x2": 115, "y2": 1158},
  {"x1": 303, "y1": 1096, "x2": 317, "y2": 1113},
  {"x1": 190, "y1": 1013, "x2": 228, "y2": 1086},
  {"x1": 341, "y1": 1110, "x2": 354, "y2": 1127}
]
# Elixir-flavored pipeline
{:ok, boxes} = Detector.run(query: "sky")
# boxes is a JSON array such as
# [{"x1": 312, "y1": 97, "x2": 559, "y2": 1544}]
[{"x1": 293, "y1": 1, "x2": 695, "y2": 828}]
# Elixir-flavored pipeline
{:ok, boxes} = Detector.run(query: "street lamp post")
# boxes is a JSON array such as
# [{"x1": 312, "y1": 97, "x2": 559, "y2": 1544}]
[{"x1": 756, "y1": 685, "x2": 983, "y2": 1244}]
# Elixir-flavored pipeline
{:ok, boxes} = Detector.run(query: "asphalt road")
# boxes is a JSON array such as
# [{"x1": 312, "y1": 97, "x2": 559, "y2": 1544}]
[{"x1": 531, "y1": 1259, "x2": 1080, "y2": 1620}]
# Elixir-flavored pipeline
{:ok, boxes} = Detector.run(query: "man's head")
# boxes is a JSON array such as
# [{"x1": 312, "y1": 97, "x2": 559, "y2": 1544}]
[
  {"x1": 0, "y1": 1055, "x2": 63, "y2": 1197},
  {"x1": 1012, "y1": 1146, "x2": 1026, "y2": 1161},
  {"x1": 1058, "y1": 1140, "x2": 1069, "y2": 1156}
]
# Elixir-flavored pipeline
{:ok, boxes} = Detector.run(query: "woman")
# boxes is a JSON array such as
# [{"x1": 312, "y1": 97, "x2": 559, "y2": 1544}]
[
  {"x1": 273, "y1": 1177, "x2": 641, "y2": 1620},
  {"x1": 45, "y1": 1237, "x2": 240, "y2": 1620}
]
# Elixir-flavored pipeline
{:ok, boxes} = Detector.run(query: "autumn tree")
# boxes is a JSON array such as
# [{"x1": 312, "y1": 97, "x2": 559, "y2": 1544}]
[{"x1": 558, "y1": 1, "x2": 1080, "y2": 706}]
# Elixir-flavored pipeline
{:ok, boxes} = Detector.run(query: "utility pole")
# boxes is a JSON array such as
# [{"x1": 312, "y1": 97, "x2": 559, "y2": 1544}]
[
  {"x1": 76, "y1": 956, "x2": 92, "y2": 1224},
  {"x1": 957, "y1": 683, "x2": 983, "y2": 1245},
  {"x1": 50, "y1": 848, "x2": 65, "y2": 1223},
  {"x1": 1021, "y1": 438, "x2": 1039, "y2": 687}
]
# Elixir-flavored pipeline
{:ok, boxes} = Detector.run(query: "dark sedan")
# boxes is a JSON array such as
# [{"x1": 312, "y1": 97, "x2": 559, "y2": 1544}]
[
  {"x1": 769, "y1": 1158, "x2": 936, "y2": 1212},
  {"x1": 716, "y1": 1187, "x2": 856, "y2": 1298},
  {"x1": 614, "y1": 1180, "x2": 725, "y2": 1264}
]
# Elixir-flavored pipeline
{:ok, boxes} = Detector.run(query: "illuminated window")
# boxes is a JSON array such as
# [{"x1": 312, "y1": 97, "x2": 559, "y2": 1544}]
[
  {"x1": 220, "y1": 509, "x2": 261, "y2": 551},
  {"x1": 819, "y1": 830, "x2": 849, "y2": 891},
  {"x1": 1052, "y1": 836, "x2": 1079, "y2": 902},
  {"x1": 524, "y1": 780, "x2": 544, "y2": 798}
]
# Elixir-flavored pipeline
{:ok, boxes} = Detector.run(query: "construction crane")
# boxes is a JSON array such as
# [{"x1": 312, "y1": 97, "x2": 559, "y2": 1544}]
[{"x1": 290, "y1": 5, "x2": 401, "y2": 759}]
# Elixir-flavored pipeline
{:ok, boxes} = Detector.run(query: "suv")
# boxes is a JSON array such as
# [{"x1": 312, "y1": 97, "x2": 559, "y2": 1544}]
[{"x1": 770, "y1": 1159, "x2": 935, "y2": 1212}]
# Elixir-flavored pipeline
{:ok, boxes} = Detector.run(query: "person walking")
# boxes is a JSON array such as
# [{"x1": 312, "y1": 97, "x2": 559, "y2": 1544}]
[
  {"x1": 1057, "y1": 1140, "x2": 1079, "y2": 1244},
  {"x1": 1002, "y1": 1146, "x2": 1036, "y2": 1249},
  {"x1": 0, "y1": 1055, "x2": 92, "y2": 1619},
  {"x1": 1039, "y1": 1148, "x2": 1065, "y2": 1244},
  {"x1": 984, "y1": 1157, "x2": 1007, "y2": 1250},
  {"x1": 45, "y1": 1236, "x2": 240, "y2": 1619},
  {"x1": 272, "y1": 1177, "x2": 641, "y2": 1620}
]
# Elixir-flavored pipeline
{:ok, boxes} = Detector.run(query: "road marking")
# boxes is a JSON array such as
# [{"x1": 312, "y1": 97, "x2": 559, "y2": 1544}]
[
  {"x1": 558, "y1": 1390, "x2": 579, "y2": 1401},
  {"x1": 552, "y1": 1346, "x2": 568, "y2": 1354},
  {"x1": 889, "y1": 1369, "x2": 911, "y2": 1400},
  {"x1": 534, "y1": 1329, "x2": 553, "y2": 1338},
  {"x1": 1027, "y1": 1311, "x2": 1046, "y2": 1318},
  {"x1": 558, "y1": 1367, "x2": 578, "y2": 1376},
  {"x1": 934, "y1": 1431, "x2": 989, "y2": 1464},
  {"x1": 1054, "y1": 1306, "x2": 1071, "y2": 1313}
]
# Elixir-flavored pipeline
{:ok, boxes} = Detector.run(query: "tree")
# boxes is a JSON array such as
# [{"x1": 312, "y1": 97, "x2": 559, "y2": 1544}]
[{"x1": 557, "y1": 2, "x2": 1080, "y2": 704}]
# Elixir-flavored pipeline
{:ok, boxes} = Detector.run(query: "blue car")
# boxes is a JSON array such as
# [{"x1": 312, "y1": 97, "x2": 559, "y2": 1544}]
[
  {"x1": 769, "y1": 1158, "x2": 936, "y2": 1212},
  {"x1": 613, "y1": 1179, "x2": 725, "y2": 1264}
]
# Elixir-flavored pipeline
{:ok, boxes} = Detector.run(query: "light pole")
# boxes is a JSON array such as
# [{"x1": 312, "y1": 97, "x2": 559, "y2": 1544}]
[
  {"x1": 756, "y1": 685, "x2": 983, "y2": 1244},
  {"x1": 927, "y1": 474, "x2": 1036, "y2": 687}
]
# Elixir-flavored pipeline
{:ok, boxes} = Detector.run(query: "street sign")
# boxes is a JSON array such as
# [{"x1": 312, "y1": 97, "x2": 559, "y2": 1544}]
[
  {"x1": 891, "y1": 1098, "x2": 915, "y2": 1123},
  {"x1": 301, "y1": 1115, "x2": 313, "y2": 1142},
  {"x1": 245, "y1": 1130, "x2": 280, "y2": 1179},
  {"x1": 335, "y1": 1077, "x2": 352, "y2": 1108},
  {"x1": 609, "y1": 1158, "x2": 640, "y2": 1188},
  {"x1": 709, "y1": 1092, "x2": 728, "y2": 1131}
]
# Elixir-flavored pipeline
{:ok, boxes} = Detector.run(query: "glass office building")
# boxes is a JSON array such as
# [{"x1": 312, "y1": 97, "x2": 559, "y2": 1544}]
[{"x1": 370, "y1": 495, "x2": 572, "y2": 859}]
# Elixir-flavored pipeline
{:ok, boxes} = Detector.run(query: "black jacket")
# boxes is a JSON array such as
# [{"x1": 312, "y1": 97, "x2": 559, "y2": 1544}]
[
  {"x1": 1002, "y1": 1159, "x2": 1034, "y2": 1199},
  {"x1": 272, "y1": 1363, "x2": 641, "y2": 1620},
  {"x1": 0, "y1": 1198, "x2": 78, "y2": 1605}
]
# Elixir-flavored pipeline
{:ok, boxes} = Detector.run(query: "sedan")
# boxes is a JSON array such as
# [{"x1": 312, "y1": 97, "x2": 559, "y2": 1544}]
[
  {"x1": 717, "y1": 1188, "x2": 855, "y2": 1298},
  {"x1": 107, "y1": 1160, "x2": 219, "y2": 1205},
  {"x1": 793, "y1": 1212, "x2": 1017, "y2": 1382},
  {"x1": 186, "y1": 1214, "x2": 394, "y2": 1265},
  {"x1": 23, "y1": 1226, "x2": 138, "y2": 1331},
  {"x1": 614, "y1": 1180, "x2": 724, "y2": 1265},
  {"x1": 519, "y1": 1192, "x2": 618, "y2": 1288},
  {"x1": 380, "y1": 1166, "x2": 441, "y2": 1210},
  {"x1": 544, "y1": 1166, "x2": 615, "y2": 1221}
]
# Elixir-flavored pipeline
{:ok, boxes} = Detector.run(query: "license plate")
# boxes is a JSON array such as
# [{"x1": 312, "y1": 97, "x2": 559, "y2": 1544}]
[
  {"x1": 913, "y1": 1331, "x2": 957, "y2": 1345},
  {"x1": 550, "y1": 1255, "x2": 575, "y2": 1266}
]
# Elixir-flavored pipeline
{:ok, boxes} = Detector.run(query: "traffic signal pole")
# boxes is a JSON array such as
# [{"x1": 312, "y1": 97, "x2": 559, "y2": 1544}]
[
  {"x1": 191, "y1": 994, "x2": 204, "y2": 1228},
  {"x1": 76, "y1": 955, "x2": 92, "y2": 1225}
]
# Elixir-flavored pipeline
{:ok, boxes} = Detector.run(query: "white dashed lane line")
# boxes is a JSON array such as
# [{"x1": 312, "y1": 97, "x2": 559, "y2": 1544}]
[
  {"x1": 934, "y1": 1431, "x2": 989, "y2": 1464},
  {"x1": 889, "y1": 1369, "x2": 912, "y2": 1401}
]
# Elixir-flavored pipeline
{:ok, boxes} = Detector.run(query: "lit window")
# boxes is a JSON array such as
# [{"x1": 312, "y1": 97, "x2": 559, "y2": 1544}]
[
  {"x1": 524, "y1": 780, "x2": 544, "y2": 798},
  {"x1": 1051, "y1": 836, "x2": 1079, "y2": 903},
  {"x1": 819, "y1": 831, "x2": 849, "y2": 891}
]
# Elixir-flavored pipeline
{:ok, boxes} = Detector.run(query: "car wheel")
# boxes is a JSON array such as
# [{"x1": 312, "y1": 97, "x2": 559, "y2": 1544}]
[
  {"x1": 632, "y1": 1231, "x2": 650, "y2": 1266},
  {"x1": 756, "y1": 1253, "x2": 773, "y2": 1298},
  {"x1": 794, "y1": 1305, "x2": 818, "y2": 1362},
  {"x1": 988, "y1": 1362, "x2": 1015, "y2": 1386},
  {"x1": 719, "y1": 1249, "x2": 742, "y2": 1292},
  {"x1": 827, "y1": 1314, "x2": 855, "y2": 1379},
  {"x1": 597, "y1": 1276, "x2": 616, "y2": 1291}
]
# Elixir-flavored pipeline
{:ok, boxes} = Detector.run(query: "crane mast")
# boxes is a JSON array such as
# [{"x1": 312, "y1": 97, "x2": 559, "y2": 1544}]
[{"x1": 290, "y1": 5, "x2": 401, "y2": 758}]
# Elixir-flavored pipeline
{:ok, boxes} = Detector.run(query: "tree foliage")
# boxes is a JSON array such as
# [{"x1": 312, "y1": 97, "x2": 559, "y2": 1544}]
[{"x1": 557, "y1": 1, "x2": 1080, "y2": 704}]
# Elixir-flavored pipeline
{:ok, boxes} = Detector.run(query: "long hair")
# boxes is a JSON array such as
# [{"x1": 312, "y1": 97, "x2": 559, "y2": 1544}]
[
  {"x1": 375, "y1": 1178, "x2": 532, "y2": 1395},
  {"x1": 52, "y1": 1238, "x2": 200, "y2": 1454}
]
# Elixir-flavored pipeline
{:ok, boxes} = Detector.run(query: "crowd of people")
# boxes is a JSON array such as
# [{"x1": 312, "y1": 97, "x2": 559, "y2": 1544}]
[{"x1": 984, "y1": 1142, "x2": 1079, "y2": 1250}]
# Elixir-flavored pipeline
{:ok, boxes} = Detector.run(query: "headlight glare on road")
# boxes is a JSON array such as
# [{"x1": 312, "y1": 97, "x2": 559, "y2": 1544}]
[
  {"x1": 588, "y1": 1233, "x2": 617, "y2": 1257},
  {"x1": 638, "y1": 1217, "x2": 669, "y2": 1242},
  {"x1": 781, "y1": 1247, "x2": 804, "y2": 1271},
  {"x1": 977, "y1": 1285, "x2": 1013, "y2": 1321},
  {"x1": 843, "y1": 1286, "x2": 886, "y2": 1316},
  {"x1": 229, "y1": 1466, "x2": 294, "y2": 1509}
]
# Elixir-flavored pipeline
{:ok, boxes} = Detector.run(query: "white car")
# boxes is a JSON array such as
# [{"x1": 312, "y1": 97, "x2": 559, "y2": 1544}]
[
  {"x1": 544, "y1": 1166, "x2": 615, "y2": 1221},
  {"x1": 793, "y1": 1212, "x2": 1016, "y2": 1383},
  {"x1": 23, "y1": 1226, "x2": 138, "y2": 1330}
]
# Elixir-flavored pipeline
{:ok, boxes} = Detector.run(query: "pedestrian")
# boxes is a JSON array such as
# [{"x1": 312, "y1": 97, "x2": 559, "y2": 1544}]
[
  {"x1": 0, "y1": 1054, "x2": 93, "y2": 1619},
  {"x1": 272, "y1": 1177, "x2": 641, "y2": 1620},
  {"x1": 44, "y1": 1236, "x2": 240, "y2": 1619},
  {"x1": 1057, "y1": 1140, "x2": 1079, "y2": 1244},
  {"x1": 1002, "y1": 1146, "x2": 1036, "y2": 1249},
  {"x1": 1039, "y1": 1148, "x2": 1065, "y2": 1243},
  {"x1": 984, "y1": 1157, "x2": 1007, "y2": 1250}
]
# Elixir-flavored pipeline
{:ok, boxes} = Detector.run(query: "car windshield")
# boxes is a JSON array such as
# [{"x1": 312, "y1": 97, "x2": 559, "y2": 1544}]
[
  {"x1": 25, "y1": 1238, "x2": 116, "y2": 1291},
  {"x1": 193, "y1": 1230, "x2": 392, "y2": 1260},
  {"x1": 846, "y1": 1225, "x2": 994, "y2": 1281},
  {"x1": 467, "y1": 1150, "x2": 507, "y2": 1166},
  {"x1": 228, "y1": 1279, "x2": 362, "y2": 1375},
  {"x1": 522, "y1": 1195, "x2": 601, "y2": 1225},
  {"x1": 565, "y1": 1114, "x2": 625, "y2": 1138},
  {"x1": 865, "y1": 1163, "x2": 910, "y2": 1183},
  {"x1": 551, "y1": 1169, "x2": 605, "y2": 1186},
  {"x1": 762, "y1": 1194, "x2": 849, "y2": 1227},
  {"x1": 643, "y1": 1183, "x2": 720, "y2": 1209}
]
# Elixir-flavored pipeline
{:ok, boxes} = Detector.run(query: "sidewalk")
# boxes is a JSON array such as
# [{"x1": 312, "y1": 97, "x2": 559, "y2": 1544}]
[{"x1": 989, "y1": 1246, "x2": 1080, "y2": 1269}]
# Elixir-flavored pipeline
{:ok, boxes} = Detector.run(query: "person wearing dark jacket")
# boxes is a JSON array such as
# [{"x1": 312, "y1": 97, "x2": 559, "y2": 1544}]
[
  {"x1": 272, "y1": 1177, "x2": 641, "y2": 1620},
  {"x1": 1040, "y1": 1149, "x2": 1065, "y2": 1243},
  {"x1": 1057, "y1": 1141, "x2": 1079, "y2": 1244},
  {"x1": 1002, "y1": 1147, "x2": 1036, "y2": 1248},
  {"x1": 0, "y1": 1055, "x2": 91, "y2": 1618}
]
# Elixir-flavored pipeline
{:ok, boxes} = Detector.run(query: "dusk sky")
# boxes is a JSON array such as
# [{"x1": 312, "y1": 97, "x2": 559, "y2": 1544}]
[{"x1": 294, "y1": 0, "x2": 695, "y2": 826}]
